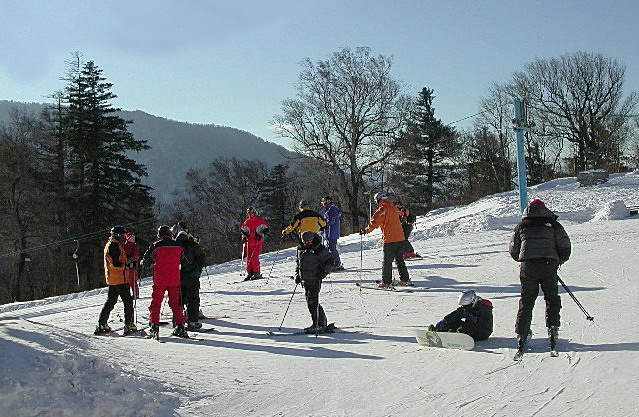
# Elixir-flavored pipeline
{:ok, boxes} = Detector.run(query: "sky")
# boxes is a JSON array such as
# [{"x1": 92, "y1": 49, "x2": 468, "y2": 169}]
[
  {"x1": 1, "y1": 1, "x2": 638, "y2": 149},
  {"x1": 1, "y1": 171, "x2": 638, "y2": 416}
]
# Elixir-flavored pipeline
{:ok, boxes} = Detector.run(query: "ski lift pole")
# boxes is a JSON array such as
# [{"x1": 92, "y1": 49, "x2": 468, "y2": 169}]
[
  {"x1": 558, "y1": 276, "x2": 594, "y2": 321},
  {"x1": 72, "y1": 239, "x2": 80, "y2": 287},
  {"x1": 513, "y1": 98, "x2": 529, "y2": 213}
]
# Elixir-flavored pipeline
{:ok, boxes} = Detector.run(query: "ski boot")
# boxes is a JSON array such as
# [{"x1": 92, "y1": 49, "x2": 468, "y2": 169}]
[
  {"x1": 94, "y1": 323, "x2": 112, "y2": 335},
  {"x1": 148, "y1": 323, "x2": 160, "y2": 339},
  {"x1": 396, "y1": 280, "x2": 414, "y2": 287},
  {"x1": 243, "y1": 272, "x2": 254, "y2": 281},
  {"x1": 123, "y1": 323, "x2": 137, "y2": 334},
  {"x1": 172, "y1": 323, "x2": 189, "y2": 338},
  {"x1": 548, "y1": 326, "x2": 559, "y2": 350},
  {"x1": 187, "y1": 321, "x2": 202, "y2": 331}
]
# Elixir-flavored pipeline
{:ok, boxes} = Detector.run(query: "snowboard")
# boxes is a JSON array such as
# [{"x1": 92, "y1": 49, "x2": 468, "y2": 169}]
[{"x1": 414, "y1": 329, "x2": 474, "y2": 350}]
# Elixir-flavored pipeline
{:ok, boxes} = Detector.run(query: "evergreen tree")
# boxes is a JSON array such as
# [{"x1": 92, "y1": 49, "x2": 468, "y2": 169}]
[
  {"x1": 63, "y1": 59, "x2": 154, "y2": 288},
  {"x1": 392, "y1": 88, "x2": 457, "y2": 214},
  {"x1": 257, "y1": 164, "x2": 293, "y2": 231}
]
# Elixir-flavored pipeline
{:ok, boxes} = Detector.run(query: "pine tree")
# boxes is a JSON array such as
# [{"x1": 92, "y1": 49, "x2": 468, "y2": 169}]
[
  {"x1": 63, "y1": 59, "x2": 154, "y2": 287},
  {"x1": 257, "y1": 164, "x2": 293, "y2": 231},
  {"x1": 392, "y1": 88, "x2": 457, "y2": 214}
]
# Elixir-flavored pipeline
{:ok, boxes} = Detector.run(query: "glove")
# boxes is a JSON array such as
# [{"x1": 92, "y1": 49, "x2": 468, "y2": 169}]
[
  {"x1": 255, "y1": 233, "x2": 263, "y2": 241},
  {"x1": 359, "y1": 228, "x2": 366, "y2": 235},
  {"x1": 294, "y1": 275, "x2": 302, "y2": 284},
  {"x1": 435, "y1": 320, "x2": 447, "y2": 331}
]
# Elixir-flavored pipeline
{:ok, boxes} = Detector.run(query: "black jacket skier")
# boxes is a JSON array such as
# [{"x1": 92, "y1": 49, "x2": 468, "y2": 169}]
[
  {"x1": 176, "y1": 231, "x2": 206, "y2": 327},
  {"x1": 509, "y1": 199, "x2": 571, "y2": 346},
  {"x1": 295, "y1": 231, "x2": 334, "y2": 331}
]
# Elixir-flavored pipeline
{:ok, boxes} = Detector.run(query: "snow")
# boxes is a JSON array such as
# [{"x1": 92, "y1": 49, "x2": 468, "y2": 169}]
[{"x1": 2, "y1": 172, "x2": 639, "y2": 416}]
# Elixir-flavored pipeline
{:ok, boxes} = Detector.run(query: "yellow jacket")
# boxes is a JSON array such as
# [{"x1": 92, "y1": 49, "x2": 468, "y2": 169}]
[
  {"x1": 282, "y1": 208, "x2": 327, "y2": 236},
  {"x1": 103, "y1": 238, "x2": 127, "y2": 285}
]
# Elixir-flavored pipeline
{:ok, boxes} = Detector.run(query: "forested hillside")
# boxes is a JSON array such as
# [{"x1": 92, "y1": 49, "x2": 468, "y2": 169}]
[{"x1": 0, "y1": 100, "x2": 293, "y2": 200}]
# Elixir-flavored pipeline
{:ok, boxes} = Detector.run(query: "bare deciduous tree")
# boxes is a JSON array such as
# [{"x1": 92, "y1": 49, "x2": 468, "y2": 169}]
[
  {"x1": 273, "y1": 47, "x2": 412, "y2": 231},
  {"x1": 510, "y1": 51, "x2": 638, "y2": 172}
]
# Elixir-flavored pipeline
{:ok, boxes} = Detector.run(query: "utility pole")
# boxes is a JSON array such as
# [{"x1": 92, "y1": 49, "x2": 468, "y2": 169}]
[{"x1": 512, "y1": 99, "x2": 531, "y2": 213}]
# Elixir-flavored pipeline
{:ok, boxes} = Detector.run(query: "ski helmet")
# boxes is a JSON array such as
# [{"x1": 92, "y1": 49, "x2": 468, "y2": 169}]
[
  {"x1": 458, "y1": 290, "x2": 478, "y2": 307},
  {"x1": 157, "y1": 225, "x2": 172, "y2": 238},
  {"x1": 301, "y1": 231, "x2": 315, "y2": 245},
  {"x1": 110, "y1": 225, "x2": 127, "y2": 236},
  {"x1": 373, "y1": 192, "x2": 387, "y2": 202}
]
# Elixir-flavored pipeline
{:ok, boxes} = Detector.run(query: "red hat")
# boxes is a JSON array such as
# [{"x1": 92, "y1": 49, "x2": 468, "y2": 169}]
[{"x1": 529, "y1": 198, "x2": 545, "y2": 207}]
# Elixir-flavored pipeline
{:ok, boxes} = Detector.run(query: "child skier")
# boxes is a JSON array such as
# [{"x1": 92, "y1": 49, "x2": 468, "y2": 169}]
[{"x1": 295, "y1": 231, "x2": 335, "y2": 333}]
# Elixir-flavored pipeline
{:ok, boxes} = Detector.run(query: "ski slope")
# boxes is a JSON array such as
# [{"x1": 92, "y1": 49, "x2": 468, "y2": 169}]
[{"x1": 2, "y1": 172, "x2": 639, "y2": 417}]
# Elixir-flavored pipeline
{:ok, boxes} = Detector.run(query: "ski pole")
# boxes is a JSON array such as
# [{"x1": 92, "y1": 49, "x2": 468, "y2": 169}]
[
  {"x1": 203, "y1": 265, "x2": 212, "y2": 288},
  {"x1": 266, "y1": 247, "x2": 283, "y2": 282},
  {"x1": 359, "y1": 232, "x2": 363, "y2": 288},
  {"x1": 278, "y1": 283, "x2": 298, "y2": 330},
  {"x1": 240, "y1": 238, "x2": 246, "y2": 277},
  {"x1": 558, "y1": 276, "x2": 594, "y2": 321}
]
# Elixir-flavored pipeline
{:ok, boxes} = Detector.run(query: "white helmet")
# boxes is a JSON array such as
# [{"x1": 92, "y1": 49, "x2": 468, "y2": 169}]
[
  {"x1": 458, "y1": 290, "x2": 478, "y2": 307},
  {"x1": 373, "y1": 192, "x2": 387, "y2": 201}
]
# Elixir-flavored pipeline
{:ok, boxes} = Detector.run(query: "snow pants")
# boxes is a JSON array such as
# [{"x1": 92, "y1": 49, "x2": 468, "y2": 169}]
[
  {"x1": 244, "y1": 240, "x2": 264, "y2": 274},
  {"x1": 148, "y1": 284, "x2": 185, "y2": 325},
  {"x1": 325, "y1": 238, "x2": 341, "y2": 267},
  {"x1": 180, "y1": 278, "x2": 201, "y2": 323},
  {"x1": 304, "y1": 281, "x2": 327, "y2": 327},
  {"x1": 381, "y1": 241, "x2": 410, "y2": 285},
  {"x1": 515, "y1": 258, "x2": 561, "y2": 336},
  {"x1": 98, "y1": 283, "x2": 134, "y2": 325},
  {"x1": 401, "y1": 224, "x2": 415, "y2": 255}
]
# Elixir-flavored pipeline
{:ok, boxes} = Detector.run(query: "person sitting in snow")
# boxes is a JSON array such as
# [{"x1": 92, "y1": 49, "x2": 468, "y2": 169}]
[
  {"x1": 430, "y1": 290, "x2": 493, "y2": 341},
  {"x1": 295, "y1": 231, "x2": 335, "y2": 333}
]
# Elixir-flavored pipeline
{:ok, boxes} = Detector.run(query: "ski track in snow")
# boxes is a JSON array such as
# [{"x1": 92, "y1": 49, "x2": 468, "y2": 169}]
[{"x1": 1, "y1": 172, "x2": 639, "y2": 416}]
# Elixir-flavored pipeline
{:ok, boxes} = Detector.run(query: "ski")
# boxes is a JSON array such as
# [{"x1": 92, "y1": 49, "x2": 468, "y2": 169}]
[
  {"x1": 122, "y1": 328, "x2": 147, "y2": 337},
  {"x1": 267, "y1": 323, "x2": 336, "y2": 337},
  {"x1": 355, "y1": 282, "x2": 425, "y2": 293},
  {"x1": 188, "y1": 326, "x2": 216, "y2": 333},
  {"x1": 230, "y1": 276, "x2": 268, "y2": 284}
]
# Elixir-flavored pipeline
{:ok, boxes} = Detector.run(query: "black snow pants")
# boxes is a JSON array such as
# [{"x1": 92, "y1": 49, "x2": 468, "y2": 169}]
[{"x1": 515, "y1": 258, "x2": 561, "y2": 337}]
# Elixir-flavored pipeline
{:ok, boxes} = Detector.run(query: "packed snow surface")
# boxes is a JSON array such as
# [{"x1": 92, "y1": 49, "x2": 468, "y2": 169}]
[{"x1": 2, "y1": 172, "x2": 639, "y2": 416}]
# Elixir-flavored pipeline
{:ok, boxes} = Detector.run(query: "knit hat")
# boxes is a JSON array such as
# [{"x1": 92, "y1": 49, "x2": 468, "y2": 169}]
[{"x1": 529, "y1": 198, "x2": 545, "y2": 207}]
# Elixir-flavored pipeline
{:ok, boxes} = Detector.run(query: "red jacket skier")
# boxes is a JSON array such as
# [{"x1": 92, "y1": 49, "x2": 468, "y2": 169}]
[
  {"x1": 141, "y1": 225, "x2": 187, "y2": 338},
  {"x1": 240, "y1": 207, "x2": 269, "y2": 280}
]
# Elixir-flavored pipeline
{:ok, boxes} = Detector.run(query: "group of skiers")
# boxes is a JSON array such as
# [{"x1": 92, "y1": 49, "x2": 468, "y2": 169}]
[
  {"x1": 96, "y1": 191, "x2": 571, "y2": 349},
  {"x1": 96, "y1": 222, "x2": 206, "y2": 338}
]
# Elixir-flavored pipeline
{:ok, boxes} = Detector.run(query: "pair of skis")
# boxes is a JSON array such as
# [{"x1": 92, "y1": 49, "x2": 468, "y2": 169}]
[
  {"x1": 267, "y1": 323, "x2": 337, "y2": 337},
  {"x1": 513, "y1": 331, "x2": 558, "y2": 361}
]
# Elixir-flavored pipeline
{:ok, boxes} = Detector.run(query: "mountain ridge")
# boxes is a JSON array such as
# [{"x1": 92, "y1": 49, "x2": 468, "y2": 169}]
[{"x1": 0, "y1": 100, "x2": 293, "y2": 201}]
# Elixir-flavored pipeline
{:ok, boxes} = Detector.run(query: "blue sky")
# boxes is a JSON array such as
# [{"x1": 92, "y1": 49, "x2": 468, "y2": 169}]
[{"x1": 1, "y1": 1, "x2": 637, "y2": 149}]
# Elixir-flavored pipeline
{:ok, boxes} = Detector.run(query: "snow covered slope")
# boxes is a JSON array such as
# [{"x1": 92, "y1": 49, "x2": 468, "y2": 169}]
[{"x1": 2, "y1": 172, "x2": 639, "y2": 416}]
